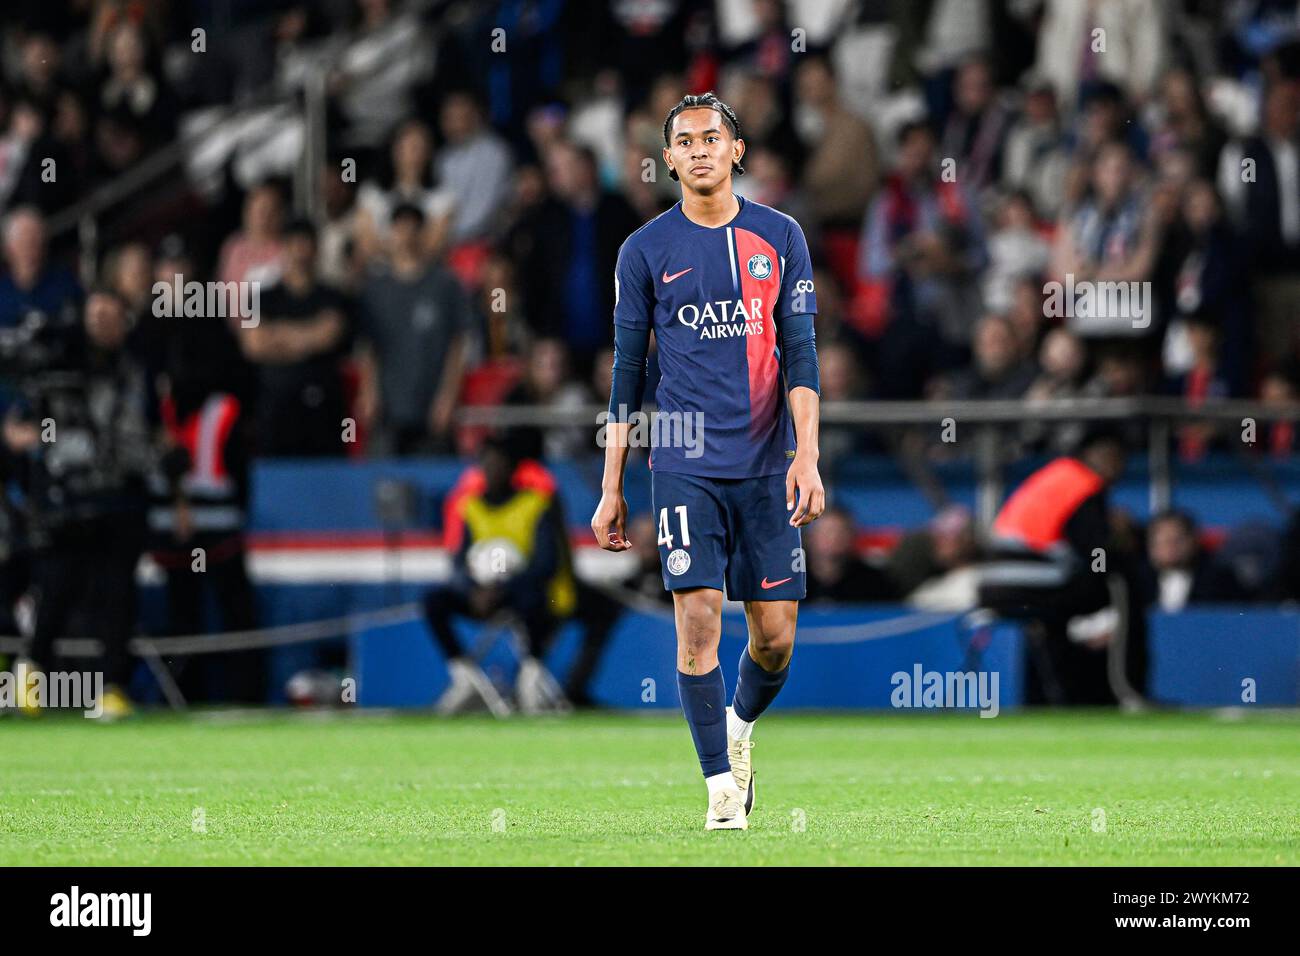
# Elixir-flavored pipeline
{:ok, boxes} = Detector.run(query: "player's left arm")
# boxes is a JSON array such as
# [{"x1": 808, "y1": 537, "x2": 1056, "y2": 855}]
[
  {"x1": 786, "y1": 383, "x2": 824, "y2": 527},
  {"x1": 778, "y1": 219, "x2": 824, "y2": 528}
]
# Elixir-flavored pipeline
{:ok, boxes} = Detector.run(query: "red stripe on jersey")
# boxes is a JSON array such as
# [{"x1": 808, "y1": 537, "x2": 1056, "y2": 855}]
[
  {"x1": 733, "y1": 227, "x2": 781, "y2": 437},
  {"x1": 201, "y1": 394, "x2": 241, "y2": 481}
]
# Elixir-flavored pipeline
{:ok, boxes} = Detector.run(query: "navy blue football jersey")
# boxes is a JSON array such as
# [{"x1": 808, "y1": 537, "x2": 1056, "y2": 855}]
[{"x1": 613, "y1": 197, "x2": 818, "y2": 478}]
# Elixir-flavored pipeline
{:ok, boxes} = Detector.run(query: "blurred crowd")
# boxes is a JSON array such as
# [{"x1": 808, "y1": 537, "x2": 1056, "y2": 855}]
[
  {"x1": 1, "y1": 0, "x2": 1297, "y2": 472},
  {"x1": 0, "y1": 0, "x2": 1297, "y2": 707}
]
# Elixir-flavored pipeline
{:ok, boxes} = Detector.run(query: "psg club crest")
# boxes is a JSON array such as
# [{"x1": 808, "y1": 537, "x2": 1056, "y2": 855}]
[
  {"x1": 746, "y1": 254, "x2": 772, "y2": 280},
  {"x1": 667, "y1": 548, "x2": 691, "y2": 576}
]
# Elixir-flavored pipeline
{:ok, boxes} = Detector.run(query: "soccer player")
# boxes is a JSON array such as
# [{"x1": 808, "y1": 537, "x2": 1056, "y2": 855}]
[{"x1": 591, "y1": 92, "x2": 824, "y2": 830}]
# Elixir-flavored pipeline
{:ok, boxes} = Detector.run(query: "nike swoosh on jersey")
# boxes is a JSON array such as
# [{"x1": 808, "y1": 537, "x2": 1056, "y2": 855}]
[
  {"x1": 662, "y1": 267, "x2": 693, "y2": 283},
  {"x1": 760, "y1": 576, "x2": 793, "y2": 589}
]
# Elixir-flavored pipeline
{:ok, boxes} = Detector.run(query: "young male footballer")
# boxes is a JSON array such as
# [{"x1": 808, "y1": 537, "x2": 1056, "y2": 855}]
[{"x1": 591, "y1": 92, "x2": 824, "y2": 830}]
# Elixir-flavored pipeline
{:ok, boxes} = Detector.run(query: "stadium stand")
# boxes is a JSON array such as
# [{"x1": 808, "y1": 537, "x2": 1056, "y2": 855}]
[{"x1": 0, "y1": 0, "x2": 1297, "y2": 711}]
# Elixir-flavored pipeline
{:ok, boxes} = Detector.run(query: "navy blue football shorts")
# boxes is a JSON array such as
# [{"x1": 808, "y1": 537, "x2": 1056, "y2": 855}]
[{"x1": 650, "y1": 470, "x2": 805, "y2": 601}]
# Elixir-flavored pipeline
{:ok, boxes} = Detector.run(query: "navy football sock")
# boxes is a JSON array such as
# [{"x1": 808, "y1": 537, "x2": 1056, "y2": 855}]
[
  {"x1": 677, "y1": 667, "x2": 731, "y2": 778},
  {"x1": 732, "y1": 646, "x2": 790, "y2": 722}
]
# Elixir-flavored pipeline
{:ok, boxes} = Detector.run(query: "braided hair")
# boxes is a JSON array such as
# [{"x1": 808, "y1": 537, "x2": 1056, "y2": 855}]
[{"x1": 662, "y1": 92, "x2": 746, "y2": 181}]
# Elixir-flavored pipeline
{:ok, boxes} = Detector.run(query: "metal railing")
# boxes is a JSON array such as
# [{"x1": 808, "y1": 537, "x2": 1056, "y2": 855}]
[
  {"x1": 453, "y1": 395, "x2": 1300, "y2": 427},
  {"x1": 453, "y1": 396, "x2": 1300, "y2": 527}
]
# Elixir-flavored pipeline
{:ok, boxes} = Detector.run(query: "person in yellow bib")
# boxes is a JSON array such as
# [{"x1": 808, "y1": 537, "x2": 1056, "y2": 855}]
[{"x1": 424, "y1": 435, "x2": 575, "y2": 714}]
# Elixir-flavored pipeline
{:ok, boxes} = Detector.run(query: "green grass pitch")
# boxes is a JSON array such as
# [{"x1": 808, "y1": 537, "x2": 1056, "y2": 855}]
[{"x1": 1, "y1": 709, "x2": 1297, "y2": 865}]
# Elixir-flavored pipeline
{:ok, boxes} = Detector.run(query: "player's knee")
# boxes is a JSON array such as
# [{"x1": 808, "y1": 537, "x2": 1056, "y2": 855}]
[
  {"x1": 678, "y1": 611, "x2": 719, "y2": 652},
  {"x1": 675, "y1": 595, "x2": 722, "y2": 665},
  {"x1": 751, "y1": 627, "x2": 794, "y2": 669}
]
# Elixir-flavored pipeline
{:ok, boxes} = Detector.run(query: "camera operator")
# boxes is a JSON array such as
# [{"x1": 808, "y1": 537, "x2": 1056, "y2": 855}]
[{"x1": 4, "y1": 288, "x2": 158, "y2": 717}]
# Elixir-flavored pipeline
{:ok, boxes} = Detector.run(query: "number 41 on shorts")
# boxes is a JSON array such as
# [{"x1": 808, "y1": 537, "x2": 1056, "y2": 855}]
[{"x1": 658, "y1": 505, "x2": 690, "y2": 549}]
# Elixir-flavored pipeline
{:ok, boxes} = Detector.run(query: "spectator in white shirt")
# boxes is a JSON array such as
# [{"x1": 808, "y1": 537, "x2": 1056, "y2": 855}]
[
  {"x1": 354, "y1": 119, "x2": 455, "y2": 265},
  {"x1": 436, "y1": 92, "x2": 514, "y2": 244}
]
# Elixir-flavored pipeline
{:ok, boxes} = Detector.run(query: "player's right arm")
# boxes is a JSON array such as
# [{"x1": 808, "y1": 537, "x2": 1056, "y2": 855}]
[
  {"x1": 593, "y1": 421, "x2": 634, "y2": 551},
  {"x1": 591, "y1": 239, "x2": 653, "y2": 552}
]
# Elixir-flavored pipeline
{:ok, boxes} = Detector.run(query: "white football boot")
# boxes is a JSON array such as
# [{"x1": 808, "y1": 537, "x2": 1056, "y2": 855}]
[
  {"x1": 705, "y1": 787, "x2": 749, "y2": 830},
  {"x1": 728, "y1": 736, "x2": 755, "y2": 815}
]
